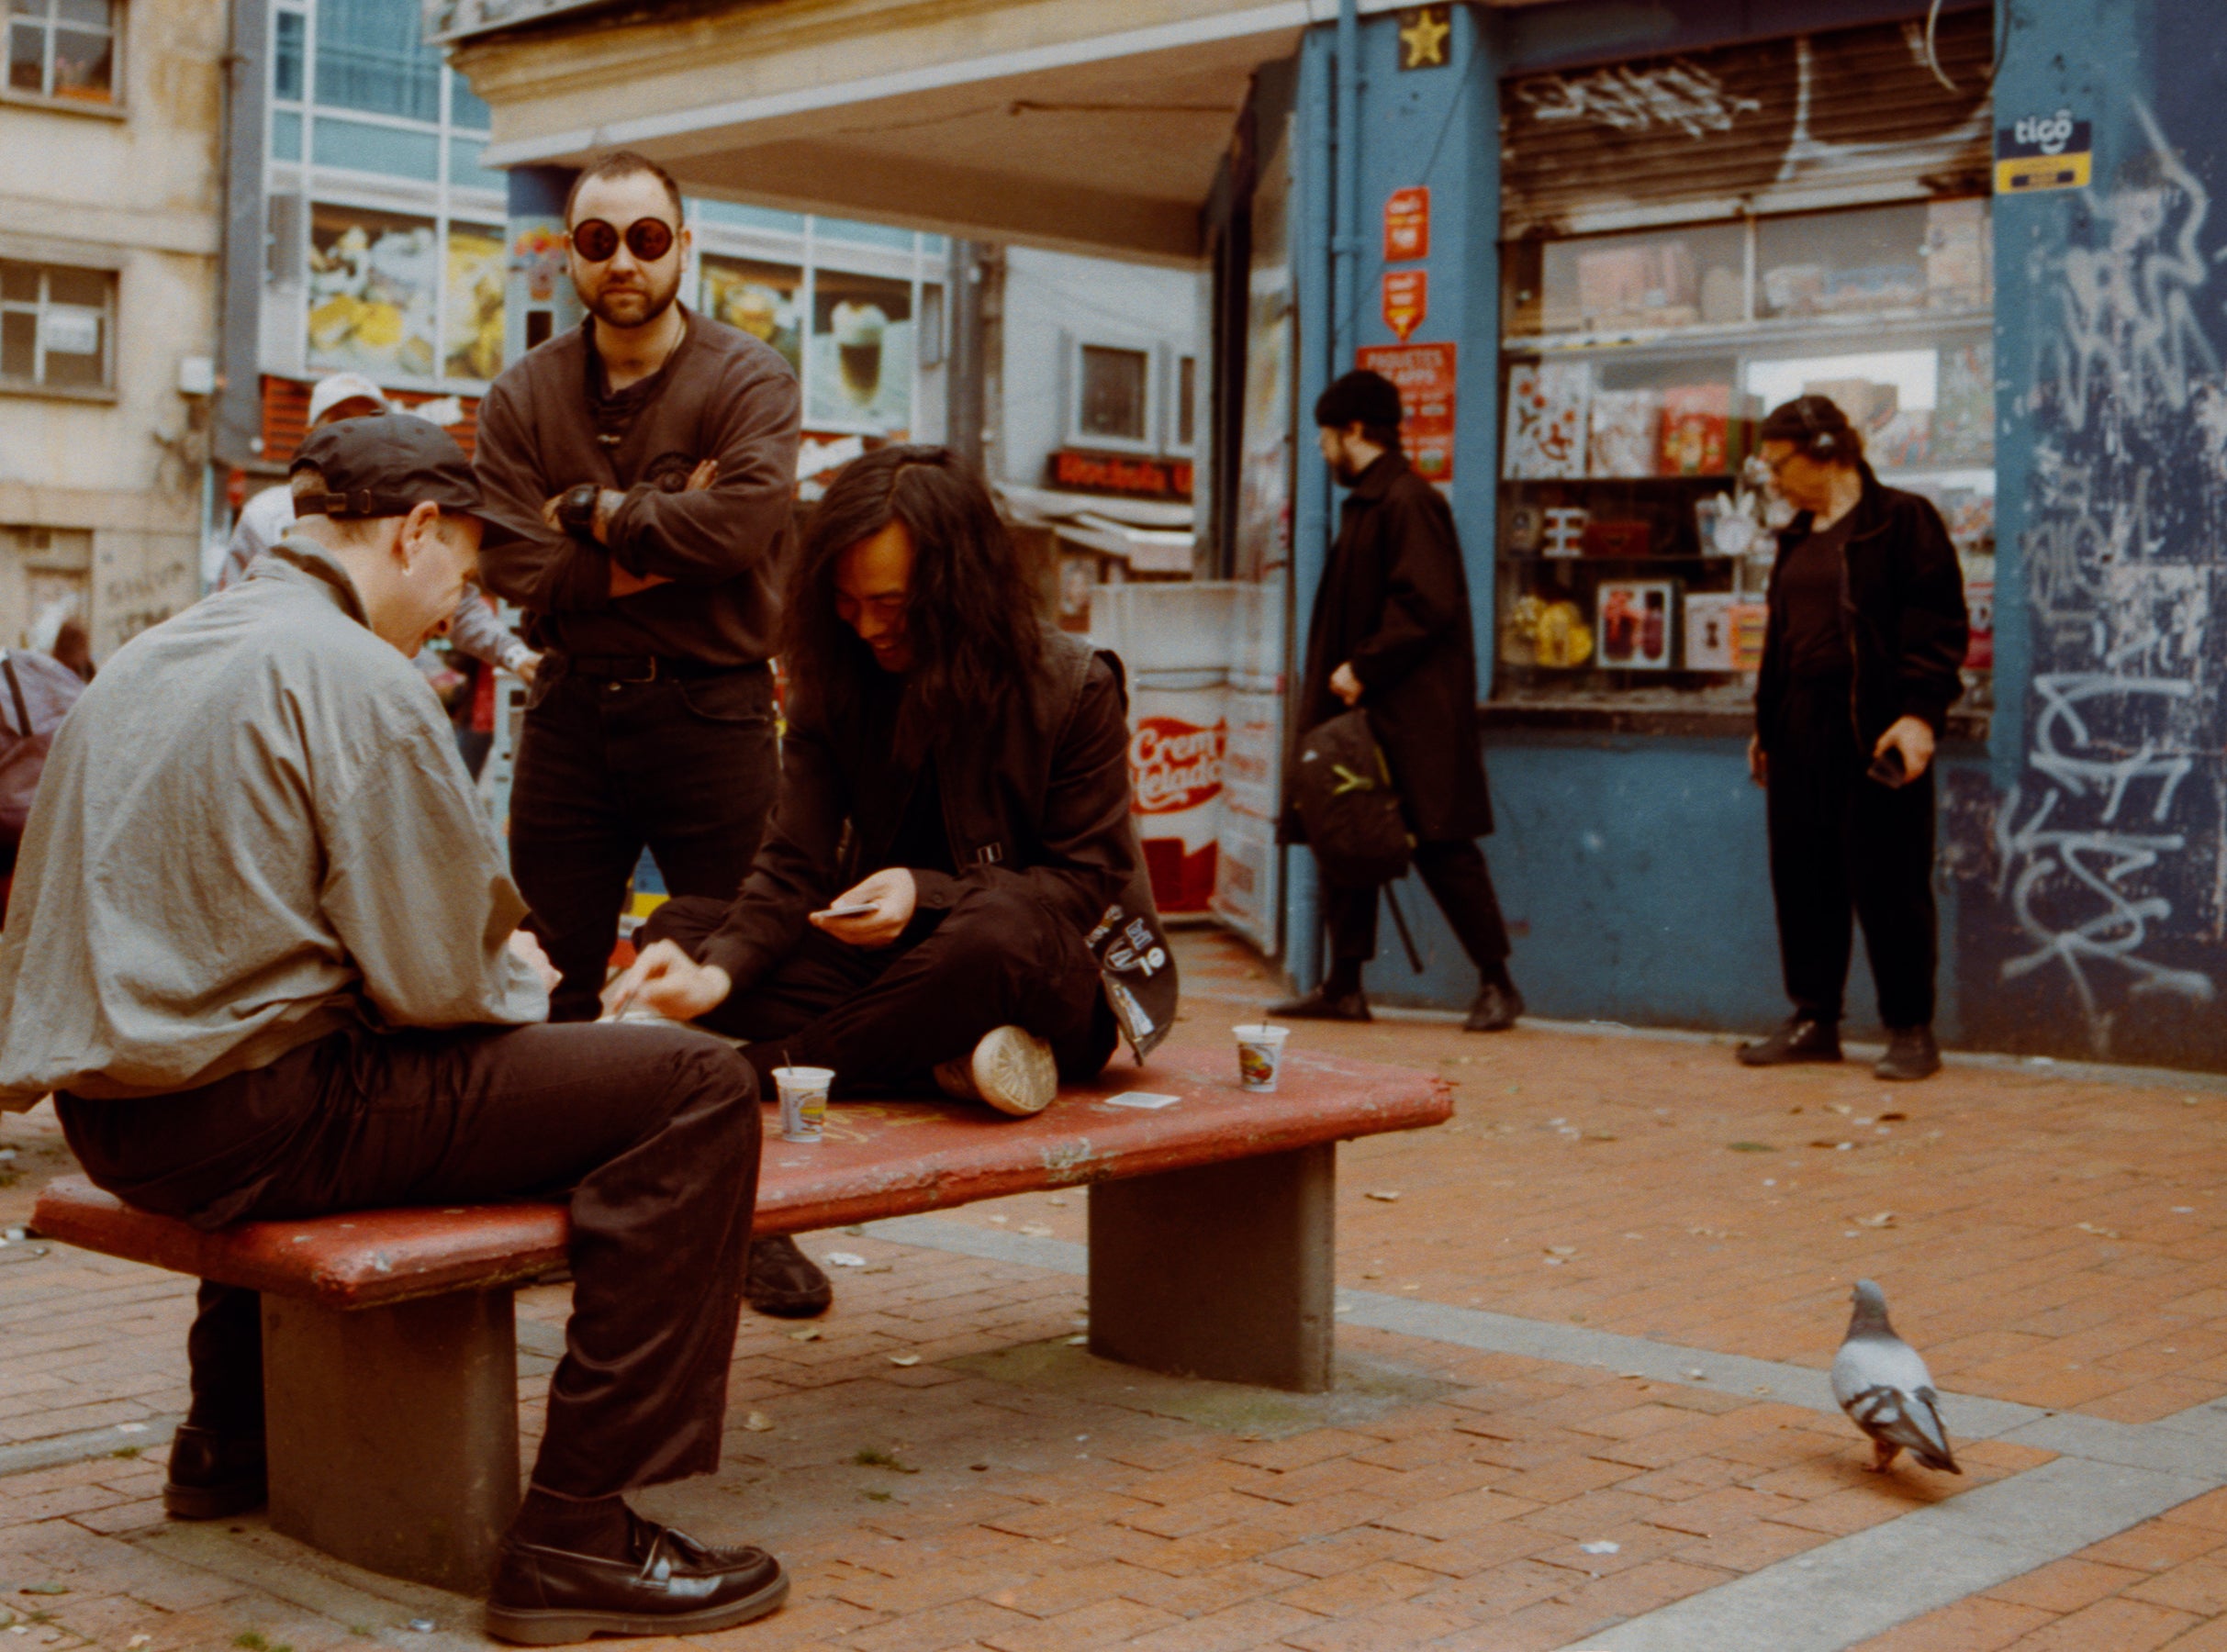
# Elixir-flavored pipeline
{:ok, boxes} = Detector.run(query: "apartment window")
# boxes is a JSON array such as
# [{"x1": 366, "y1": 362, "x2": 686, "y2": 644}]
[
  {"x1": 1175, "y1": 354, "x2": 1197, "y2": 450},
  {"x1": 0, "y1": 260, "x2": 114, "y2": 394},
  {"x1": 1074, "y1": 343, "x2": 1152, "y2": 447},
  {"x1": 7, "y1": 0, "x2": 118, "y2": 106}
]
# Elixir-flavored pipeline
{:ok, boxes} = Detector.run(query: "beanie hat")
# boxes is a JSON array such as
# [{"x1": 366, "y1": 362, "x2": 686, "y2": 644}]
[
  {"x1": 1759, "y1": 395, "x2": 1856, "y2": 458},
  {"x1": 1314, "y1": 369, "x2": 1404, "y2": 430}
]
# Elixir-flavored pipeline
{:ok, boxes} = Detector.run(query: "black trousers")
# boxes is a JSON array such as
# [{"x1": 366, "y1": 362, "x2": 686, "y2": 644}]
[
  {"x1": 510, "y1": 663, "x2": 779, "y2": 1022},
  {"x1": 1764, "y1": 681, "x2": 1939, "y2": 1029},
  {"x1": 643, "y1": 883, "x2": 1117, "y2": 1091},
  {"x1": 1326, "y1": 839, "x2": 1511, "y2": 973},
  {"x1": 55, "y1": 1021, "x2": 760, "y2": 1500}
]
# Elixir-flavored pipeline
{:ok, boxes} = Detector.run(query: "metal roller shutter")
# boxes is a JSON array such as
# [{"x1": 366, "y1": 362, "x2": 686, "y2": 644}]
[{"x1": 1501, "y1": 9, "x2": 1997, "y2": 238}]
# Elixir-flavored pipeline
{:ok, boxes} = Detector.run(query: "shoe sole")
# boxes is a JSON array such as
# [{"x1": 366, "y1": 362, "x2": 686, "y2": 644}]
[
  {"x1": 163, "y1": 1481, "x2": 267, "y2": 1521},
  {"x1": 1874, "y1": 1062, "x2": 1942, "y2": 1082},
  {"x1": 1735, "y1": 1049, "x2": 1841, "y2": 1066},
  {"x1": 973, "y1": 1028, "x2": 1056, "y2": 1116},
  {"x1": 485, "y1": 1567, "x2": 789, "y2": 1645}
]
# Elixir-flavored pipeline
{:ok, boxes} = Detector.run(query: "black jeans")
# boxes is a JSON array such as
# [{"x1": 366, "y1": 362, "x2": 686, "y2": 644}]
[
  {"x1": 1326, "y1": 840, "x2": 1512, "y2": 973},
  {"x1": 56, "y1": 1021, "x2": 760, "y2": 1501},
  {"x1": 643, "y1": 882, "x2": 1117, "y2": 1091},
  {"x1": 1764, "y1": 679, "x2": 1939, "y2": 1029},
  {"x1": 510, "y1": 661, "x2": 779, "y2": 1022}
]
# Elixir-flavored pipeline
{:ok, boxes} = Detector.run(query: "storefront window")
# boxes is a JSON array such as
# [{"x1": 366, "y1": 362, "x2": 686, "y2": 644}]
[
  {"x1": 443, "y1": 223, "x2": 505, "y2": 382},
  {"x1": 808, "y1": 271, "x2": 914, "y2": 433},
  {"x1": 308, "y1": 203, "x2": 439, "y2": 380},
  {"x1": 699, "y1": 256, "x2": 803, "y2": 377},
  {"x1": 1494, "y1": 198, "x2": 1994, "y2": 709}
]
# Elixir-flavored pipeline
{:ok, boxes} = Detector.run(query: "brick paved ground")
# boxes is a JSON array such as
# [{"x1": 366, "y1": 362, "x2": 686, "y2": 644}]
[{"x1": 6, "y1": 929, "x2": 2227, "y2": 1650}]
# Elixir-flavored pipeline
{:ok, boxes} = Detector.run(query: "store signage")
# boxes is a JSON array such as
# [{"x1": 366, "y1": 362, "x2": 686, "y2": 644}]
[
  {"x1": 1382, "y1": 271, "x2": 1427, "y2": 342},
  {"x1": 1129, "y1": 717, "x2": 1226, "y2": 814},
  {"x1": 1996, "y1": 109, "x2": 2092, "y2": 193},
  {"x1": 1383, "y1": 187, "x2": 1430, "y2": 262},
  {"x1": 1048, "y1": 449, "x2": 1194, "y2": 499},
  {"x1": 1397, "y1": 6, "x2": 1452, "y2": 71},
  {"x1": 1356, "y1": 340, "x2": 1456, "y2": 483}
]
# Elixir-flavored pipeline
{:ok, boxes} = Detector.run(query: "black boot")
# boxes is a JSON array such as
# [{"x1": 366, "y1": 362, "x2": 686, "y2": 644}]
[
  {"x1": 1874, "y1": 1025, "x2": 1942, "y2": 1081},
  {"x1": 1463, "y1": 981, "x2": 1525, "y2": 1032},
  {"x1": 1266, "y1": 985, "x2": 1371, "y2": 1022},
  {"x1": 163, "y1": 1423, "x2": 267, "y2": 1520},
  {"x1": 1736, "y1": 1016, "x2": 1842, "y2": 1066},
  {"x1": 744, "y1": 1234, "x2": 832, "y2": 1318}
]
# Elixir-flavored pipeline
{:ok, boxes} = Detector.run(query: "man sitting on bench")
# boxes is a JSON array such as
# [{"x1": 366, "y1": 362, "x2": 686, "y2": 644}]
[
  {"x1": 610, "y1": 442, "x2": 1144, "y2": 1128},
  {"x1": 0, "y1": 416, "x2": 788, "y2": 1646}
]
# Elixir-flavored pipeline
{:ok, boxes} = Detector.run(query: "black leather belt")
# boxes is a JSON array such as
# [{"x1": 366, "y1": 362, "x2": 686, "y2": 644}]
[{"x1": 560, "y1": 654, "x2": 768, "y2": 684}]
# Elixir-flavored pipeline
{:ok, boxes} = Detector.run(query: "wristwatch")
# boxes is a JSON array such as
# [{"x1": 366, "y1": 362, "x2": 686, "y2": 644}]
[{"x1": 557, "y1": 482, "x2": 601, "y2": 540}]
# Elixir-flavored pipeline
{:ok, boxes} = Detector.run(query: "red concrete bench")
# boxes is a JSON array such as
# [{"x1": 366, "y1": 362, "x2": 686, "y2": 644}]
[{"x1": 33, "y1": 1025, "x2": 1447, "y2": 1591}]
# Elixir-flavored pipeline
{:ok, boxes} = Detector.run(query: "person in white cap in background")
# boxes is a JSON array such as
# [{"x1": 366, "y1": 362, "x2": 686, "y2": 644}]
[{"x1": 218, "y1": 373, "x2": 537, "y2": 684}]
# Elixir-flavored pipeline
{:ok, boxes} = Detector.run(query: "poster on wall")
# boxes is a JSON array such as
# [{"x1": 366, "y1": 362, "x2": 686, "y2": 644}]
[
  {"x1": 699, "y1": 256, "x2": 803, "y2": 377},
  {"x1": 444, "y1": 224, "x2": 506, "y2": 382},
  {"x1": 308, "y1": 204, "x2": 440, "y2": 380},
  {"x1": 1356, "y1": 341, "x2": 1455, "y2": 482},
  {"x1": 1503, "y1": 359, "x2": 1590, "y2": 479},
  {"x1": 808, "y1": 271, "x2": 913, "y2": 432}
]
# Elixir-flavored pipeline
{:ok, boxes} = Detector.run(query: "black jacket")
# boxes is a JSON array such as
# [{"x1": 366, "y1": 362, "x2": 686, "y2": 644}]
[
  {"x1": 1755, "y1": 466, "x2": 1970, "y2": 754},
  {"x1": 699, "y1": 629, "x2": 1147, "y2": 992},
  {"x1": 1286, "y1": 452, "x2": 1494, "y2": 843}
]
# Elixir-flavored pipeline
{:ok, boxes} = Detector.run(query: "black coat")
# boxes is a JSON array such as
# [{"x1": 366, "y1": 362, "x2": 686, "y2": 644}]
[
  {"x1": 1755, "y1": 467, "x2": 1970, "y2": 754},
  {"x1": 698, "y1": 628, "x2": 1151, "y2": 992},
  {"x1": 1287, "y1": 452, "x2": 1494, "y2": 844}
]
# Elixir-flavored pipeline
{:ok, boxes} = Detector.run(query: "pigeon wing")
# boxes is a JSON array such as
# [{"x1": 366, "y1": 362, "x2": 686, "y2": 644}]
[{"x1": 1842, "y1": 1383, "x2": 1962, "y2": 1473}]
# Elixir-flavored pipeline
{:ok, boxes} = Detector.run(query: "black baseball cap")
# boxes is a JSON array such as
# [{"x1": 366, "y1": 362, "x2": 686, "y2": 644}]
[{"x1": 290, "y1": 413, "x2": 515, "y2": 541}]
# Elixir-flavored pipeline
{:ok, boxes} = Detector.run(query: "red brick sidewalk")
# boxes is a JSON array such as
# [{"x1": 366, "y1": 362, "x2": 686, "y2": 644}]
[{"x1": 6, "y1": 930, "x2": 2227, "y2": 1650}]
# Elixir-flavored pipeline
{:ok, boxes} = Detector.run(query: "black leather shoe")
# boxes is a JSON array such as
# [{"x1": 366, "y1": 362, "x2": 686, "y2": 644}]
[
  {"x1": 1464, "y1": 982, "x2": 1525, "y2": 1032},
  {"x1": 1874, "y1": 1025, "x2": 1942, "y2": 1081},
  {"x1": 1266, "y1": 987, "x2": 1371, "y2": 1022},
  {"x1": 163, "y1": 1423, "x2": 266, "y2": 1520},
  {"x1": 745, "y1": 1234, "x2": 832, "y2": 1319},
  {"x1": 486, "y1": 1512, "x2": 788, "y2": 1645},
  {"x1": 1736, "y1": 1017, "x2": 1842, "y2": 1066}
]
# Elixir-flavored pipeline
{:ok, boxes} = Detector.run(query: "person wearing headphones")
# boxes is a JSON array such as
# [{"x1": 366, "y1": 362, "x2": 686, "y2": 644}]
[{"x1": 1739, "y1": 395, "x2": 1969, "y2": 1082}]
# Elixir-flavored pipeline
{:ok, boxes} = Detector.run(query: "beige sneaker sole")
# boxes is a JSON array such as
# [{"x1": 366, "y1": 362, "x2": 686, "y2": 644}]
[{"x1": 966, "y1": 1025, "x2": 1057, "y2": 1116}]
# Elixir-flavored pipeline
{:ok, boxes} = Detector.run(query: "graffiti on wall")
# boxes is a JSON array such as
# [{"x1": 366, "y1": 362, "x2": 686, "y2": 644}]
[{"x1": 1998, "y1": 99, "x2": 2227, "y2": 1054}]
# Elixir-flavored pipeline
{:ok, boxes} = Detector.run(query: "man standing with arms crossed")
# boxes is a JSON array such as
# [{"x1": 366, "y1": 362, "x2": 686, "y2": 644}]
[{"x1": 473, "y1": 153, "x2": 819, "y2": 1312}]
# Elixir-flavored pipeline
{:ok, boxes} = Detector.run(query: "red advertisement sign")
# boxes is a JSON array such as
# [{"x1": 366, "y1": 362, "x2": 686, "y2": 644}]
[
  {"x1": 1382, "y1": 270, "x2": 1427, "y2": 342},
  {"x1": 1049, "y1": 448, "x2": 1193, "y2": 499},
  {"x1": 1355, "y1": 341, "x2": 1457, "y2": 482},
  {"x1": 1383, "y1": 187, "x2": 1430, "y2": 262},
  {"x1": 1129, "y1": 717, "x2": 1226, "y2": 814}
]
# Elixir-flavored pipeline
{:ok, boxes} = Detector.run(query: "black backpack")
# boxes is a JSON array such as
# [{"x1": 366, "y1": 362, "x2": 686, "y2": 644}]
[{"x1": 1291, "y1": 709, "x2": 1412, "y2": 887}]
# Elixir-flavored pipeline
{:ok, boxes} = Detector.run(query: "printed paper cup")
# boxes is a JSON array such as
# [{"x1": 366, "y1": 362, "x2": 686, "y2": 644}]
[
  {"x1": 1232, "y1": 1024, "x2": 1291, "y2": 1092},
  {"x1": 772, "y1": 1066, "x2": 834, "y2": 1143}
]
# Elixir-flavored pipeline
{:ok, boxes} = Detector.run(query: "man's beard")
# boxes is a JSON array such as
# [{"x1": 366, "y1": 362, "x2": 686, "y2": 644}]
[
  {"x1": 1329, "y1": 453, "x2": 1363, "y2": 486},
  {"x1": 583, "y1": 268, "x2": 680, "y2": 329}
]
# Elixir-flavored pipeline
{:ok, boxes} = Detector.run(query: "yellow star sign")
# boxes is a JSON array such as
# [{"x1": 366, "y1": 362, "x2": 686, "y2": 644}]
[{"x1": 1399, "y1": 6, "x2": 1452, "y2": 70}]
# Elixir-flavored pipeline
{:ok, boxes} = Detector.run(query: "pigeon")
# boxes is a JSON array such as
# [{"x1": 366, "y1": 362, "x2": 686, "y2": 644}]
[{"x1": 1830, "y1": 1278, "x2": 1961, "y2": 1474}]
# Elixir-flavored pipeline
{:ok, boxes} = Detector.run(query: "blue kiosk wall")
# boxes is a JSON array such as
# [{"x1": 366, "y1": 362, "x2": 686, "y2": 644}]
[{"x1": 1275, "y1": 0, "x2": 2227, "y2": 1066}]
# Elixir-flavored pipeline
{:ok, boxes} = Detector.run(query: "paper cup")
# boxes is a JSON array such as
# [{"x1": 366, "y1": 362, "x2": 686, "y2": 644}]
[
  {"x1": 772, "y1": 1066, "x2": 834, "y2": 1143},
  {"x1": 1232, "y1": 1024, "x2": 1290, "y2": 1092}
]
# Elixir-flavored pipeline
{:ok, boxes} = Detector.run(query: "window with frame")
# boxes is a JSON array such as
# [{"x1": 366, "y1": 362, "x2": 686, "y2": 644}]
[
  {"x1": 6, "y1": 0, "x2": 117, "y2": 105},
  {"x1": 1175, "y1": 354, "x2": 1197, "y2": 450},
  {"x1": 0, "y1": 260, "x2": 114, "y2": 393},
  {"x1": 1076, "y1": 344, "x2": 1151, "y2": 445}
]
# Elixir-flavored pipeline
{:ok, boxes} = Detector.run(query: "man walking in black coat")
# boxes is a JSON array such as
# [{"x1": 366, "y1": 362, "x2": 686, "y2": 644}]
[{"x1": 1272, "y1": 370, "x2": 1521, "y2": 1032}]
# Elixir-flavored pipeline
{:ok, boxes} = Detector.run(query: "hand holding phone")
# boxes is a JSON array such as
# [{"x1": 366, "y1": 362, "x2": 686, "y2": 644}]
[
  {"x1": 809, "y1": 900, "x2": 878, "y2": 921},
  {"x1": 1866, "y1": 744, "x2": 1908, "y2": 788}
]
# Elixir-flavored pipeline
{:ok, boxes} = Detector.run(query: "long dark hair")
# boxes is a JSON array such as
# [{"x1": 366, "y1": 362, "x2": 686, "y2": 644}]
[{"x1": 784, "y1": 445, "x2": 1043, "y2": 752}]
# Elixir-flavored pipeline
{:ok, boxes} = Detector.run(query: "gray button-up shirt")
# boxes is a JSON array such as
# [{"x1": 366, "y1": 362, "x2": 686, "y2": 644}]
[{"x1": 0, "y1": 539, "x2": 547, "y2": 1109}]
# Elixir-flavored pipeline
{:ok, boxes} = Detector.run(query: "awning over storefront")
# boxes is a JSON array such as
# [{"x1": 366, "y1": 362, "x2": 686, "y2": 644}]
[{"x1": 447, "y1": 0, "x2": 1360, "y2": 262}]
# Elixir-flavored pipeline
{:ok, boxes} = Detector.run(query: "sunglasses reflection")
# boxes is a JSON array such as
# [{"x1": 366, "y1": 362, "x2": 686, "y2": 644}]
[{"x1": 571, "y1": 218, "x2": 677, "y2": 264}]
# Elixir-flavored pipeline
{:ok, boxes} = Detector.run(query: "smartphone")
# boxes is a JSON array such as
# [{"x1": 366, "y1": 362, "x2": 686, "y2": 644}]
[
  {"x1": 811, "y1": 899, "x2": 879, "y2": 921},
  {"x1": 1866, "y1": 745, "x2": 1909, "y2": 788}
]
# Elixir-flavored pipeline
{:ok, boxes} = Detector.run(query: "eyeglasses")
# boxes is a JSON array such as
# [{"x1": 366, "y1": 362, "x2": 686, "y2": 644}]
[{"x1": 569, "y1": 217, "x2": 677, "y2": 264}]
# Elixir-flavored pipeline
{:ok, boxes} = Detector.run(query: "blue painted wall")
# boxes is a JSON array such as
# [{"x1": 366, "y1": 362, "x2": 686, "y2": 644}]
[{"x1": 1279, "y1": 0, "x2": 2227, "y2": 1066}]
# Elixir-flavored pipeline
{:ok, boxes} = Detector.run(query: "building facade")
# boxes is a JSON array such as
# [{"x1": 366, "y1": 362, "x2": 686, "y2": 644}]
[{"x1": 0, "y1": 0, "x2": 223, "y2": 661}]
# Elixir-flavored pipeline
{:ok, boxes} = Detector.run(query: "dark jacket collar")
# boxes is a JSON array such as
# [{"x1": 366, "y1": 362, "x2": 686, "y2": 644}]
[
  {"x1": 1346, "y1": 450, "x2": 1408, "y2": 503},
  {"x1": 264, "y1": 537, "x2": 374, "y2": 628}
]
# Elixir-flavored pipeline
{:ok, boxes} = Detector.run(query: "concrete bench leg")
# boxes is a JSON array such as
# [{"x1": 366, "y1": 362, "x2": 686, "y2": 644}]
[
  {"x1": 1087, "y1": 1143, "x2": 1335, "y2": 1393},
  {"x1": 261, "y1": 1289, "x2": 520, "y2": 1591}
]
